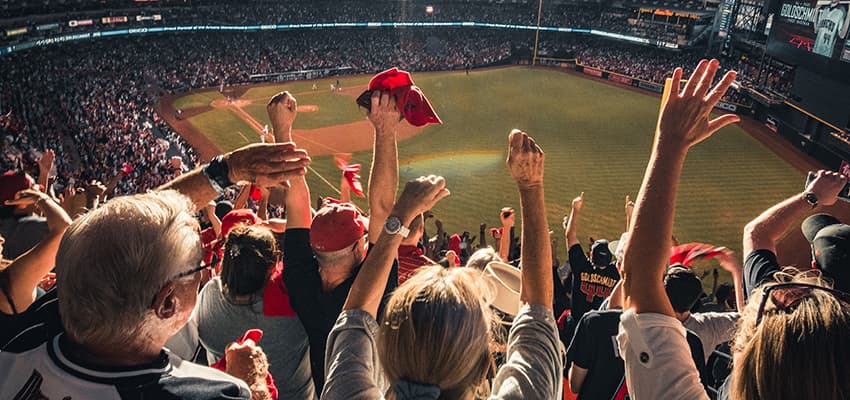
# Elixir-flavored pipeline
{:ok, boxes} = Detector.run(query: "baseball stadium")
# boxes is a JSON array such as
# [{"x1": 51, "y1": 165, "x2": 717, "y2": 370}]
[{"x1": 2, "y1": 1, "x2": 850, "y2": 399}]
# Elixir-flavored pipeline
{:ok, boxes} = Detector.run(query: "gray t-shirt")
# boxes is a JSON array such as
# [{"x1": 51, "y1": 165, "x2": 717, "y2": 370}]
[
  {"x1": 321, "y1": 304, "x2": 563, "y2": 400},
  {"x1": 196, "y1": 277, "x2": 316, "y2": 400},
  {"x1": 682, "y1": 312, "x2": 739, "y2": 363},
  {"x1": 0, "y1": 215, "x2": 48, "y2": 259}
]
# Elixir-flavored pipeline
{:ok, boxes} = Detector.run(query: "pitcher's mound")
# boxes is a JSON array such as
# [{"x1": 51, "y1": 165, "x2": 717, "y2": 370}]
[{"x1": 298, "y1": 105, "x2": 319, "y2": 112}]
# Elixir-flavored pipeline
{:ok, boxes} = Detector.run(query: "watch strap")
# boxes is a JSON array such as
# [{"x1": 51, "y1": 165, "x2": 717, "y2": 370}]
[{"x1": 203, "y1": 155, "x2": 234, "y2": 194}]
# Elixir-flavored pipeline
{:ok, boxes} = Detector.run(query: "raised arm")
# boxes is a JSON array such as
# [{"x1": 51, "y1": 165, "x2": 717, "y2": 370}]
[
  {"x1": 344, "y1": 176, "x2": 450, "y2": 318},
  {"x1": 498, "y1": 207, "x2": 514, "y2": 261},
  {"x1": 742, "y1": 170, "x2": 846, "y2": 256},
  {"x1": 2, "y1": 189, "x2": 72, "y2": 313},
  {"x1": 268, "y1": 91, "x2": 312, "y2": 230},
  {"x1": 623, "y1": 59, "x2": 739, "y2": 315},
  {"x1": 506, "y1": 130, "x2": 553, "y2": 308},
  {"x1": 366, "y1": 91, "x2": 402, "y2": 244},
  {"x1": 156, "y1": 142, "x2": 310, "y2": 211},
  {"x1": 37, "y1": 150, "x2": 54, "y2": 193},
  {"x1": 715, "y1": 248, "x2": 744, "y2": 312},
  {"x1": 565, "y1": 192, "x2": 584, "y2": 248}
]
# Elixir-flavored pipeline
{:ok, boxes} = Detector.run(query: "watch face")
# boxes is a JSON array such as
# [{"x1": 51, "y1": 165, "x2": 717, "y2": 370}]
[{"x1": 385, "y1": 217, "x2": 401, "y2": 233}]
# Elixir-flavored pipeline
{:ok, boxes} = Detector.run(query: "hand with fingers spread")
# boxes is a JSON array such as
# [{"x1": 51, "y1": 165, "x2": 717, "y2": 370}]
[
  {"x1": 657, "y1": 59, "x2": 740, "y2": 149},
  {"x1": 224, "y1": 143, "x2": 310, "y2": 189},
  {"x1": 368, "y1": 91, "x2": 402, "y2": 135},
  {"x1": 5, "y1": 189, "x2": 50, "y2": 208},
  {"x1": 507, "y1": 129, "x2": 545, "y2": 190}
]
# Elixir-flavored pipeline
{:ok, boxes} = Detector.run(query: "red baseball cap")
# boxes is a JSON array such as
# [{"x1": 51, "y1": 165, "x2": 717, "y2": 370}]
[
  {"x1": 221, "y1": 209, "x2": 262, "y2": 239},
  {"x1": 310, "y1": 201, "x2": 369, "y2": 252},
  {"x1": 0, "y1": 171, "x2": 34, "y2": 204}
]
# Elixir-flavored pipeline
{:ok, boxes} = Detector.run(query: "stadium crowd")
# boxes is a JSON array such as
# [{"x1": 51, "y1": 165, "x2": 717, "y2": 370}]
[
  {"x1": 2, "y1": 58, "x2": 848, "y2": 400},
  {"x1": 1, "y1": 27, "x2": 792, "y2": 199}
]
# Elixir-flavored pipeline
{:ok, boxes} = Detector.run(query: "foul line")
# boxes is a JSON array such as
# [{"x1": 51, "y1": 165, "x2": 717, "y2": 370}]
[{"x1": 235, "y1": 130, "x2": 250, "y2": 143}]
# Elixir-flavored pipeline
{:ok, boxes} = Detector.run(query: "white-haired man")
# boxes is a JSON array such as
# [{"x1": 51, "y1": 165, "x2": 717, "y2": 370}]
[{"x1": 0, "y1": 141, "x2": 311, "y2": 399}]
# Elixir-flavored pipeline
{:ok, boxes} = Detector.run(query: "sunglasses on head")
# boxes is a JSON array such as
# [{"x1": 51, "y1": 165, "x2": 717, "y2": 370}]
[{"x1": 756, "y1": 282, "x2": 850, "y2": 325}]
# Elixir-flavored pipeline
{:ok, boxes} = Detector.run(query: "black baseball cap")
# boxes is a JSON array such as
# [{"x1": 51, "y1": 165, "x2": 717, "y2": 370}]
[
  {"x1": 591, "y1": 239, "x2": 612, "y2": 267},
  {"x1": 801, "y1": 213, "x2": 850, "y2": 292}
]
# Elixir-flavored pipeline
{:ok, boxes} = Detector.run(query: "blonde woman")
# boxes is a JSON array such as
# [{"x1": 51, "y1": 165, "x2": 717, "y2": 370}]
[
  {"x1": 617, "y1": 59, "x2": 850, "y2": 400},
  {"x1": 322, "y1": 131, "x2": 562, "y2": 399}
]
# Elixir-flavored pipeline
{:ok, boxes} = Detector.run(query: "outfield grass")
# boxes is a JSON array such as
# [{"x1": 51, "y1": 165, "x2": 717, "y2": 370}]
[
  {"x1": 172, "y1": 90, "x2": 224, "y2": 110},
  {"x1": 242, "y1": 90, "x2": 366, "y2": 130},
  {"x1": 186, "y1": 109, "x2": 257, "y2": 151},
  {"x1": 174, "y1": 67, "x2": 805, "y2": 286}
]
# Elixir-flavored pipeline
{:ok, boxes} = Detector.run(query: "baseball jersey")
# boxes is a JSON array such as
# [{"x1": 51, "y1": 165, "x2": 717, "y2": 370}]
[
  {"x1": 814, "y1": 5, "x2": 847, "y2": 57},
  {"x1": 0, "y1": 334, "x2": 251, "y2": 400}
]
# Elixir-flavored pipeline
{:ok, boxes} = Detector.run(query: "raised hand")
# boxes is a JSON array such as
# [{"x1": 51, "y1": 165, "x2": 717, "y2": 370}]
[
  {"x1": 805, "y1": 170, "x2": 848, "y2": 207},
  {"x1": 5, "y1": 189, "x2": 49, "y2": 208},
  {"x1": 224, "y1": 142, "x2": 310, "y2": 189},
  {"x1": 38, "y1": 149, "x2": 55, "y2": 174},
  {"x1": 572, "y1": 192, "x2": 584, "y2": 211},
  {"x1": 368, "y1": 91, "x2": 402, "y2": 135},
  {"x1": 393, "y1": 175, "x2": 450, "y2": 218},
  {"x1": 506, "y1": 129, "x2": 545, "y2": 190},
  {"x1": 500, "y1": 207, "x2": 515, "y2": 228},
  {"x1": 657, "y1": 59, "x2": 739, "y2": 149},
  {"x1": 267, "y1": 91, "x2": 297, "y2": 131}
]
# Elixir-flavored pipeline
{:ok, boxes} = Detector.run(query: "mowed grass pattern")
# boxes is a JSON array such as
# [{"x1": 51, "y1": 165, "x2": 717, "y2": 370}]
[{"x1": 178, "y1": 67, "x2": 804, "y2": 283}]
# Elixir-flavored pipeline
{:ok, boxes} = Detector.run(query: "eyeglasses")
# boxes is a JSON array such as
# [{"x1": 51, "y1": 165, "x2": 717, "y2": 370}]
[
  {"x1": 756, "y1": 282, "x2": 850, "y2": 325},
  {"x1": 149, "y1": 254, "x2": 219, "y2": 308}
]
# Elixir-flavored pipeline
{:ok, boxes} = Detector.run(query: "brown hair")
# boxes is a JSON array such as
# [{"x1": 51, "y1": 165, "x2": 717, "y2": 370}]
[
  {"x1": 220, "y1": 224, "x2": 277, "y2": 298},
  {"x1": 378, "y1": 266, "x2": 495, "y2": 400},
  {"x1": 731, "y1": 268, "x2": 850, "y2": 400}
]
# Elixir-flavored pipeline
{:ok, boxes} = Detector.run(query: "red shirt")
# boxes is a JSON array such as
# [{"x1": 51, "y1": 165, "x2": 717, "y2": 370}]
[{"x1": 397, "y1": 245, "x2": 437, "y2": 285}]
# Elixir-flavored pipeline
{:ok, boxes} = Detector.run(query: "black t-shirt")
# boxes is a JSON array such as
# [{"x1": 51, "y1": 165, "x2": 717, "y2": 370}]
[
  {"x1": 568, "y1": 244, "x2": 620, "y2": 321},
  {"x1": 567, "y1": 310, "x2": 627, "y2": 400},
  {"x1": 567, "y1": 310, "x2": 709, "y2": 399},
  {"x1": 743, "y1": 249, "x2": 781, "y2": 302},
  {"x1": 0, "y1": 287, "x2": 63, "y2": 352},
  {"x1": 282, "y1": 228, "x2": 397, "y2": 391}
]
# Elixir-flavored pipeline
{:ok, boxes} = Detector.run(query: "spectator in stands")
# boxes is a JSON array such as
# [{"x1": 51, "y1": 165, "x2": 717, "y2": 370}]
[
  {"x1": 665, "y1": 265, "x2": 739, "y2": 364},
  {"x1": 195, "y1": 224, "x2": 315, "y2": 400},
  {"x1": 322, "y1": 130, "x2": 561, "y2": 399},
  {"x1": 278, "y1": 90, "x2": 400, "y2": 390},
  {"x1": 618, "y1": 59, "x2": 850, "y2": 400},
  {"x1": 743, "y1": 173, "x2": 850, "y2": 295},
  {"x1": 563, "y1": 192, "x2": 620, "y2": 334},
  {"x1": 0, "y1": 171, "x2": 48, "y2": 260},
  {"x1": 397, "y1": 213, "x2": 438, "y2": 284},
  {"x1": 0, "y1": 138, "x2": 311, "y2": 398},
  {"x1": 0, "y1": 187, "x2": 72, "y2": 351}
]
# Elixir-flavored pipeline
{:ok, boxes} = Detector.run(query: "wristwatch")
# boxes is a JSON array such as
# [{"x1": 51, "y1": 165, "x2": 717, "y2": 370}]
[
  {"x1": 384, "y1": 216, "x2": 410, "y2": 238},
  {"x1": 804, "y1": 191, "x2": 818, "y2": 208},
  {"x1": 202, "y1": 155, "x2": 234, "y2": 193}
]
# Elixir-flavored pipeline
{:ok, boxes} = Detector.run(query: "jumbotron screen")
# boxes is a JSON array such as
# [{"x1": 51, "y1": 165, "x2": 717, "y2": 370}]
[{"x1": 767, "y1": 0, "x2": 850, "y2": 75}]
